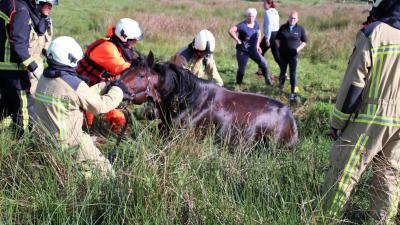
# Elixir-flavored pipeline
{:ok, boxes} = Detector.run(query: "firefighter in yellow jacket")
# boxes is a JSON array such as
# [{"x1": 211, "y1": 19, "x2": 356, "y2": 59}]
[
  {"x1": 322, "y1": 0, "x2": 400, "y2": 223},
  {"x1": 29, "y1": 0, "x2": 56, "y2": 94},
  {"x1": 34, "y1": 36, "x2": 133, "y2": 179},
  {"x1": 170, "y1": 29, "x2": 224, "y2": 86}
]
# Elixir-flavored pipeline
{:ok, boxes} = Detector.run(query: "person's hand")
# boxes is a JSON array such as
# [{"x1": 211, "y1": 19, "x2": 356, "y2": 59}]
[
  {"x1": 257, "y1": 46, "x2": 262, "y2": 54},
  {"x1": 27, "y1": 61, "x2": 38, "y2": 73},
  {"x1": 110, "y1": 80, "x2": 133, "y2": 101},
  {"x1": 237, "y1": 40, "x2": 242, "y2": 45},
  {"x1": 266, "y1": 39, "x2": 270, "y2": 48},
  {"x1": 326, "y1": 127, "x2": 338, "y2": 141}
]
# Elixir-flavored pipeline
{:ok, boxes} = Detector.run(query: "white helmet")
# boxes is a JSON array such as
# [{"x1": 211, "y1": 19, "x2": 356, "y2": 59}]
[
  {"x1": 47, "y1": 36, "x2": 83, "y2": 67},
  {"x1": 193, "y1": 29, "x2": 215, "y2": 53},
  {"x1": 114, "y1": 18, "x2": 143, "y2": 42},
  {"x1": 35, "y1": 0, "x2": 58, "y2": 5}
]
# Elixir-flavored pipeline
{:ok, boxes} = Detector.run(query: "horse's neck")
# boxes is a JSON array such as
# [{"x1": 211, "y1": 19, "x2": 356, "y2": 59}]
[{"x1": 186, "y1": 82, "x2": 219, "y2": 107}]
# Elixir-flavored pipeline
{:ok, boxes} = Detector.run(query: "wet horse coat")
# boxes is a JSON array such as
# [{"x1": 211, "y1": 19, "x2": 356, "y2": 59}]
[{"x1": 152, "y1": 62, "x2": 298, "y2": 148}]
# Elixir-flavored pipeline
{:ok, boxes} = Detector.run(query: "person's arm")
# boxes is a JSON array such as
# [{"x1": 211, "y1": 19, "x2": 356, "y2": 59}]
[
  {"x1": 77, "y1": 81, "x2": 123, "y2": 115},
  {"x1": 90, "y1": 42, "x2": 131, "y2": 76},
  {"x1": 296, "y1": 26, "x2": 307, "y2": 53},
  {"x1": 205, "y1": 55, "x2": 224, "y2": 86},
  {"x1": 331, "y1": 31, "x2": 371, "y2": 131},
  {"x1": 257, "y1": 29, "x2": 263, "y2": 53},
  {"x1": 43, "y1": 17, "x2": 53, "y2": 54},
  {"x1": 170, "y1": 54, "x2": 189, "y2": 70},
  {"x1": 296, "y1": 42, "x2": 306, "y2": 53},
  {"x1": 228, "y1": 25, "x2": 242, "y2": 45},
  {"x1": 264, "y1": 10, "x2": 272, "y2": 46},
  {"x1": 11, "y1": 5, "x2": 38, "y2": 72},
  {"x1": 275, "y1": 25, "x2": 283, "y2": 48}
]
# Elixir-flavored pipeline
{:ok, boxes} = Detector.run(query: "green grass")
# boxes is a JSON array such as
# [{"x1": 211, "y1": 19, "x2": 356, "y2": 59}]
[{"x1": 0, "y1": 0, "x2": 384, "y2": 224}]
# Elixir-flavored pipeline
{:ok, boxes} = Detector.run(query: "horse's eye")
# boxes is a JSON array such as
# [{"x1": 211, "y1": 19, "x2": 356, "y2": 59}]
[{"x1": 139, "y1": 73, "x2": 145, "y2": 78}]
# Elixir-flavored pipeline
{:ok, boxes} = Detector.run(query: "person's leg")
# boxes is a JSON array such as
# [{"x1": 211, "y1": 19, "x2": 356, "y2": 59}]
[
  {"x1": 369, "y1": 130, "x2": 400, "y2": 223},
  {"x1": 236, "y1": 50, "x2": 249, "y2": 85},
  {"x1": 74, "y1": 133, "x2": 115, "y2": 180},
  {"x1": 257, "y1": 36, "x2": 270, "y2": 75},
  {"x1": 13, "y1": 76, "x2": 32, "y2": 135},
  {"x1": 270, "y1": 32, "x2": 281, "y2": 67},
  {"x1": 0, "y1": 78, "x2": 12, "y2": 121},
  {"x1": 249, "y1": 48, "x2": 272, "y2": 85},
  {"x1": 322, "y1": 124, "x2": 378, "y2": 222},
  {"x1": 260, "y1": 36, "x2": 269, "y2": 56},
  {"x1": 288, "y1": 56, "x2": 298, "y2": 94},
  {"x1": 279, "y1": 55, "x2": 288, "y2": 89}
]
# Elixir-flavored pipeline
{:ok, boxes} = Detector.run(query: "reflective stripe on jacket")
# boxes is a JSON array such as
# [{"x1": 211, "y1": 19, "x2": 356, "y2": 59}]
[
  {"x1": 34, "y1": 72, "x2": 123, "y2": 149},
  {"x1": 0, "y1": 0, "x2": 35, "y2": 74},
  {"x1": 331, "y1": 22, "x2": 400, "y2": 129}
]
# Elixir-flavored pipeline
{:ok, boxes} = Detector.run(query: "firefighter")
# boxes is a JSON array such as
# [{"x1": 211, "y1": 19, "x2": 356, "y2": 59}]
[
  {"x1": 76, "y1": 18, "x2": 143, "y2": 133},
  {"x1": 322, "y1": 0, "x2": 400, "y2": 223},
  {"x1": 170, "y1": 29, "x2": 224, "y2": 86},
  {"x1": 34, "y1": 36, "x2": 132, "y2": 179},
  {"x1": 0, "y1": 0, "x2": 52, "y2": 135},
  {"x1": 29, "y1": 0, "x2": 57, "y2": 94}
]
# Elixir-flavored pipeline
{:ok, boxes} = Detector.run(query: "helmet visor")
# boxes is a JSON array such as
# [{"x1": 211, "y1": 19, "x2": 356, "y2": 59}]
[{"x1": 368, "y1": 0, "x2": 383, "y2": 11}]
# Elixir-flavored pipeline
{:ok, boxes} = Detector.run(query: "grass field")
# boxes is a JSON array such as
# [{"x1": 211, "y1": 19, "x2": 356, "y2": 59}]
[{"x1": 0, "y1": 0, "x2": 383, "y2": 224}]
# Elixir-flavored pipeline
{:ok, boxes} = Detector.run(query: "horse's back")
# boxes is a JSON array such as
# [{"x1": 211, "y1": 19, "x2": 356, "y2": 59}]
[{"x1": 216, "y1": 89, "x2": 298, "y2": 148}]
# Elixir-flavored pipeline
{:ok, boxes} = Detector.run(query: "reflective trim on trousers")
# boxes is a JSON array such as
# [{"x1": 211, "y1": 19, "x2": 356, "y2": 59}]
[
  {"x1": 20, "y1": 90, "x2": 29, "y2": 130},
  {"x1": 385, "y1": 175, "x2": 400, "y2": 225},
  {"x1": 355, "y1": 114, "x2": 400, "y2": 127},
  {"x1": 328, "y1": 134, "x2": 369, "y2": 218}
]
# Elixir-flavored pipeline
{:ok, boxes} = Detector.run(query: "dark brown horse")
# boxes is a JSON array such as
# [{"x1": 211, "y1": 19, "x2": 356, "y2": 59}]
[{"x1": 124, "y1": 52, "x2": 298, "y2": 148}]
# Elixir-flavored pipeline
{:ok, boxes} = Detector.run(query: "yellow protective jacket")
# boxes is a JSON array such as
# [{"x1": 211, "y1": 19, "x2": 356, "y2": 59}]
[
  {"x1": 331, "y1": 22, "x2": 400, "y2": 130},
  {"x1": 34, "y1": 68, "x2": 123, "y2": 150},
  {"x1": 170, "y1": 46, "x2": 224, "y2": 86},
  {"x1": 28, "y1": 18, "x2": 52, "y2": 77}
]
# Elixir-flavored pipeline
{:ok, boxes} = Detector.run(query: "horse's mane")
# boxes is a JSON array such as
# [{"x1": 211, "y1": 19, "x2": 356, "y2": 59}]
[{"x1": 153, "y1": 62, "x2": 212, "y2": 107}]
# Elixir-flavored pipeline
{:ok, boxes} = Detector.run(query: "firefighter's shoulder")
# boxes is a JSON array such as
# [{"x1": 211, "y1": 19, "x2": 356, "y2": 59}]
[{"x1": 361, "y1": 21, "x2": 382, "y2": 37}]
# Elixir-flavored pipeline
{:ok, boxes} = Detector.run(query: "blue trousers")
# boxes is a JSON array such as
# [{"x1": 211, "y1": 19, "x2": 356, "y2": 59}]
[{"x1": 236, "y1": 49, "x2": 269, "y2": 85}]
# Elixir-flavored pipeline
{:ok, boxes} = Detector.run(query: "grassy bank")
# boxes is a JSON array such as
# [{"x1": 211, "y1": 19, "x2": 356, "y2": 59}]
[{"x1": 0, "y1": 0, "x2": 380, "y2": 224}]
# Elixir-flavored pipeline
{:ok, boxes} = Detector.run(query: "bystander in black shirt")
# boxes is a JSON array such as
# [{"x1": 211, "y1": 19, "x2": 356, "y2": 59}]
[{"x1": 276, "y1": 23, "x2": 307, "y2": 58}]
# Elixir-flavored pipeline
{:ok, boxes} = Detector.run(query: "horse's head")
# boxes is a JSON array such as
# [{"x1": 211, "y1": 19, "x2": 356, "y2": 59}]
[{"x1": 120, "y1": 51, "x2": 160, "y2": 105}]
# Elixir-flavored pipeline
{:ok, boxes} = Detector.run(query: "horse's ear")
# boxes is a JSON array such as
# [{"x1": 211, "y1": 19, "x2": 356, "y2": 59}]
[{"x1": 147, "y1": 50, "x2": 155, "y2": 68}]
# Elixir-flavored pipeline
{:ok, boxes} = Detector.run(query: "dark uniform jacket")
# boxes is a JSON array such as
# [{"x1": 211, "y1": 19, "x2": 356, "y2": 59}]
[{"x1": 0, "y1": 0, "x2": 38, "y2": 78}]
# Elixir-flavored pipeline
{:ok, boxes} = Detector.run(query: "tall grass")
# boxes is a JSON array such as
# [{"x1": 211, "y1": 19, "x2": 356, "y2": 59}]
[{"x1": 0, "y1": 0, "x2": 383, "y2": 224}]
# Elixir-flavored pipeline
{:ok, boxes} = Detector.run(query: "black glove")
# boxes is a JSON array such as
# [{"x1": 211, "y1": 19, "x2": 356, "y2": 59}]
[
  {"x1": 27, "y1": 61, "x2": 38, "y2": 73},
  {"x1": 110, "y1": 80, "x2": 133, "y2": 101}
]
